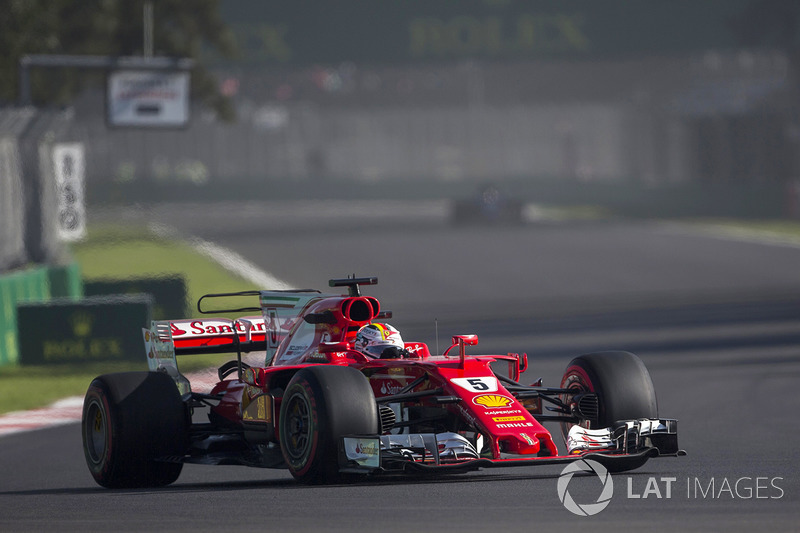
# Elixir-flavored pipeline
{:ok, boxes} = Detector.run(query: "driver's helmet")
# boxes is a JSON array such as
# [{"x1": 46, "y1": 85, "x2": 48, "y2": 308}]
[{"x1": 354, "y1": 323, "x2": 404, "y2": 358}]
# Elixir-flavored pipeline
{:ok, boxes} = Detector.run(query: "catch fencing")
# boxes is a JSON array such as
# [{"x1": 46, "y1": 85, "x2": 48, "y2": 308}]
[
  {"x1": 68, "y1": 101, "x2": 678, "y2": 189},
  {"x1": 0, "y1": 107, "x2": 81, "y2": 364},
  {"x1": 0, "y1": 108, "x2": 72, "y2": 272}
]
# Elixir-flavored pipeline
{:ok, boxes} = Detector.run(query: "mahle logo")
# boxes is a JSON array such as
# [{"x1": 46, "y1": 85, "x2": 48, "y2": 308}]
[{"x1": 557, "y1": 459, "x2": 614, "y2": 516}]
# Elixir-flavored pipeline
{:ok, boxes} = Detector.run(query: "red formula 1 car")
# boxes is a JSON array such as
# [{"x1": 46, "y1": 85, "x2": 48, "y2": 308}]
[{"x1": 81, "y1": 277, "x2": 683, "y2": 488}]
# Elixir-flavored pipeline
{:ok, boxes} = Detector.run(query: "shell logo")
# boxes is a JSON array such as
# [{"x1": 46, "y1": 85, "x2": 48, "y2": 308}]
[{"x1": 473, "y1": 394, "x2": 514, "y2": 408}]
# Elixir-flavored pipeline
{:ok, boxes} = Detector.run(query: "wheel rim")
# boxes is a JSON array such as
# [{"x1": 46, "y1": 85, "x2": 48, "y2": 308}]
[
  {"x1": 283, "y1": 391, "x2": 312, "y2": 462},
  {"x1": 560, "y1": 367, "x2": 595, "y2": 443},
  {"x1": 84, "y1": 399, "x2": 107, "y2": 465}
]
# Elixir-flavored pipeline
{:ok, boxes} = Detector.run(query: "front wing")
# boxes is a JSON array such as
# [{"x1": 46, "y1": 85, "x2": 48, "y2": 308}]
[{"x1": 339, "y1": 418, "x2": 684, "y2": 475}]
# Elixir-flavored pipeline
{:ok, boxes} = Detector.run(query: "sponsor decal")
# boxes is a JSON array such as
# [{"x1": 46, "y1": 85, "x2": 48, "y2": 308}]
[
  {"x1": 405, "y1": 344, "x2": 425, "y2": 355},
  {"x1": 169, "y1": 318, "x2": 267, "y2": 338},
  {"x1": 343, "y1": 437, "x2": 380, "y2": 468},
  {"x1": 492, "y1": 415, "x2": 526, "y2": 423},
  {"x1": 355, "y1": 440, "x2": 380, "y2": 456},
  {"x1": 42, "y1": 338, "x2": 124, "y2": 362},
  {"x1": 472, "y1": 394, "x2": 514, "y2": 409},
  {"x1": 496, "y1": 422, "x2": 535, "y2": 429},
  {"x1": 379, "y1": 380, "x2": 405, "y2": 395},
  {"x1": 305, "y1": 350, "x2": 327, "y2": 362},
  {"x1": 143, "y1": 328, "x2": 177, "y2": 367},
  {"x1": 41, "y1": 312, "x2": 124, "y2": 362},
  {"x1": 485, "y1": 409, "x2": 522, "y2": 415}
]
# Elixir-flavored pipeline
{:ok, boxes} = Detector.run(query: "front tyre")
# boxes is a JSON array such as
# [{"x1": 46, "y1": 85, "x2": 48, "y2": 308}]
[
  {"x1": 82, "y1": 372, "x2": 188, "y2": 488},
  {"x1": 560, "y1": 351, "x2": 658, "y2": 442},
  {"x1": 279, "y1": 366, "x2": 378, "y2": 484}
]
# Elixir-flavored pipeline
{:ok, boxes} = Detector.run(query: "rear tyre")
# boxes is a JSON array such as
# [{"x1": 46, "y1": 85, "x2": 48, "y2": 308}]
[
  {"x1": 279, "y1": 366, "x2": 378, "y2": 484},
  {"x1": 560, "y1": 351, "x2": 657, "y2": 440},
  {"x1": 82, "y1": 371, "x2": 188, "y2": 488}
]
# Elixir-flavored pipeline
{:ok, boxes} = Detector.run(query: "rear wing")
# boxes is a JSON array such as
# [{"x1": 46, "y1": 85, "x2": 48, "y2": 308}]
[
  {"x1": 142, "y1": 282, "x2": 379, "y2": 391},
  {"x1": 167, "y1": 316, "x2": 267, "y2": 352},
  {"x1": 142, "y1": 316, "x2": 268, "y2": 393},
  {"x1": 142, "y1": 323, "x2": 191, "y2": 395},
  {"x1": 142, "y1": 288, "x2": 328, "y2": 369}
]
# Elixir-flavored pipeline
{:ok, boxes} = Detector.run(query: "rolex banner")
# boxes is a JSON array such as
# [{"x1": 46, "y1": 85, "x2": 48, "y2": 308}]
[{"x1": 16, "y1": 295, "x2": 152, "y2": 365}]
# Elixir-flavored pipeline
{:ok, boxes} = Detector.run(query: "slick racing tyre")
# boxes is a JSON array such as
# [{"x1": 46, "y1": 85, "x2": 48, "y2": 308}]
[
  {"x1": 560, "y1": 351, "x2": 658, "y2": 442},
  {"x1": 82, "y1": 371, "x2": 188, "y2": 488},
  {"x1": 279, "y1": 366, "x2": 378, "y2": 484}
]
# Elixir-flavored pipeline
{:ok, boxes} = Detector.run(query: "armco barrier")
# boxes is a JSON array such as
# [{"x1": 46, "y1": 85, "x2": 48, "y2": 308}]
[
  {"x1": 16, "y1": 294, "x2": 152, "y2": 365},
  {"x1": 84, "y1": 275, "x2": 186, "y2": 320},
  {"x1": 0, "y1": 263, "x2": 83, "y2": 365}
]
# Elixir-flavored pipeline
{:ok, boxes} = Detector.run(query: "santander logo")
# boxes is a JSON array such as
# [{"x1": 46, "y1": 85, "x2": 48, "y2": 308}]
[{"x1": 167, "y1": 318, "x2": 267, "y2": 338}]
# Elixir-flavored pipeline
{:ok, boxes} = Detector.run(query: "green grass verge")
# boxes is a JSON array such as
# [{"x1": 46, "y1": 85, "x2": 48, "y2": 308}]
[
  {"x1": 73, "y1": 224, "x2": 256, "y2": 307},
  {"x1": 681, "y1": 218, "x2": 800, "y2": 244},
  {"x1": 0, "y1": 223, "x2": 254, "y2": 414},
  {"x1": 691, "y1": 219, "x2": 800, "y2": 238}
]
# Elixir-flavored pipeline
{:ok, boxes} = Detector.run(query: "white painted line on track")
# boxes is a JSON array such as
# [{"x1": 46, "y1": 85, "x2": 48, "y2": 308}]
[
  {"x1": 190, "y1": 237, "x2": 293, "y2": 289},
  {"x1": 148, "y1": 222, "x2": 293, "y2": 289}
]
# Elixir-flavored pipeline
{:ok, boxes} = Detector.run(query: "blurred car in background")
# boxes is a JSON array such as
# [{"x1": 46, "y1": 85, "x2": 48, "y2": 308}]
[{"x1": 451, "y1": 184, "x2": 524, "y2": 225}]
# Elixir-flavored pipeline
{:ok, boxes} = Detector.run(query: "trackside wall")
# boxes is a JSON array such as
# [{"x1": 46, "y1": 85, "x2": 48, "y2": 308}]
[{"x1": 0, "y1": 263, "x2": 83, "y2": 365}]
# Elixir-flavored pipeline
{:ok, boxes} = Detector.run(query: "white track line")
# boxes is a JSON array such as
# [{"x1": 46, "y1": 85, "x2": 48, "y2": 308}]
[{"x1": 148, "y1": 222, "x2": 292, "y2": 288}]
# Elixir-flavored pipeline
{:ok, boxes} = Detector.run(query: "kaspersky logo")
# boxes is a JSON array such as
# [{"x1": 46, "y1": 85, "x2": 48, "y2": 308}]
[{"x1": 557, "y1": 459, "x2": 614, "y2": 516}]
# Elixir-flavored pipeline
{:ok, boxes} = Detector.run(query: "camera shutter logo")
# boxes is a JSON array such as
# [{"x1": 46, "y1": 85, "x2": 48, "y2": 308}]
[{"x1": 557, "y1": 459, "x2": 614, "y2": 516}]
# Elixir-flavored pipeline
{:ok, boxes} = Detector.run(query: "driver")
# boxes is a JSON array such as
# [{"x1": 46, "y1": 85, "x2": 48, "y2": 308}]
[{"x1": 353, "y1": 323, "x2": 408, "y2": 359}]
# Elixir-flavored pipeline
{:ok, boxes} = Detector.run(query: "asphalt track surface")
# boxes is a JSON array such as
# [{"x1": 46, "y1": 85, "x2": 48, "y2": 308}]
[{"x1": 2, "y1": 201, "x2": 799, "y2": 532}]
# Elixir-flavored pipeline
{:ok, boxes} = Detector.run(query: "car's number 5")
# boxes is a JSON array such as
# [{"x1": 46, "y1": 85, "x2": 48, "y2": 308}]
[
  {"x1": 450, "y1": 377, "x2": 498, "y2": 393},
  {"x1": 467, "y1": 378, "x2": 490, "y2": 391}
]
